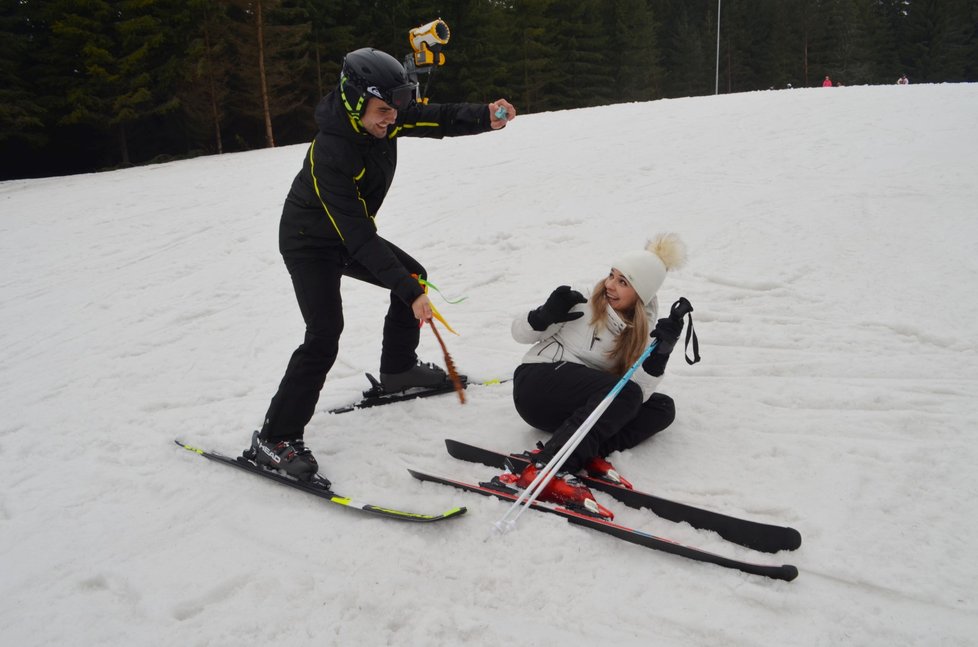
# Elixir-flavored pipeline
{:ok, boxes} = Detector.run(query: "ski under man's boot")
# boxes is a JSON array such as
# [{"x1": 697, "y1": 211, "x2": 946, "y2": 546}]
[
  {"x1": 501, "y1": 462, "x2": 614, "y2": 520},
  {"x1": 584, "y1": 456, "x2": 633, "y2": 489},
  {"x1": 247, "y1": 430, "x2": 319, "y2": 481},
  {"x1": 379, "y1": 360, "x2": 448, "y2": 393}
]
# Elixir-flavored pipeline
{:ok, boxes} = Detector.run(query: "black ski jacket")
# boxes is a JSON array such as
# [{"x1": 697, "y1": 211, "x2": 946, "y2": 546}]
[{"x1": 280, "y1": 91, "x2": 494, "y2": 304}]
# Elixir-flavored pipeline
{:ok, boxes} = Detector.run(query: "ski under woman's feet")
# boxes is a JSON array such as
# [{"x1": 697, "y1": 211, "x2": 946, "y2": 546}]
[
  {"x1": 501, "y1": 462, "x2": 614, "y2": 520},
  {"x1": 247, "y1": 430, "x2": 319, "y2": 481}
]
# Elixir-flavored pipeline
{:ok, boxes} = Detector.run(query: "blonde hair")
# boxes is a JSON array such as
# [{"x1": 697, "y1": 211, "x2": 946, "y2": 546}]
[{"x1": 590, "y1": 280, "x2": 651, "y2": 376}]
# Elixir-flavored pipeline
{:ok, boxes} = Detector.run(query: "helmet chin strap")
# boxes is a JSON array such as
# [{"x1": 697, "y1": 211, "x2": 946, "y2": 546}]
[
  {"x1": 339, "y1": 76, "x2": 367, "y2": 131},
  {"x1": 346, "y1": 113, "x2": 364, "y2": 133}
]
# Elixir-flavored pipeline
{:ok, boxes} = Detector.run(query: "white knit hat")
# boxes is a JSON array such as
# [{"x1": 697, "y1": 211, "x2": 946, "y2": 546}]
[{"x1": 611, "y1": 233, "x2": 687, "y2": 304}]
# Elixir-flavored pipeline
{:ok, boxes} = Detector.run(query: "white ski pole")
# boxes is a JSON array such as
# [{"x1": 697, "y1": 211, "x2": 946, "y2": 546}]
[{"x1": 492, "y1": 340, "x2": 658, "y2": 534}]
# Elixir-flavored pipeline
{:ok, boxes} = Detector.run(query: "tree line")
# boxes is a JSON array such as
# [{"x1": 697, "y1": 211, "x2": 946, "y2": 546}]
[{"x1": 2, "y1": 0, "x2": 976, "y2": 180}]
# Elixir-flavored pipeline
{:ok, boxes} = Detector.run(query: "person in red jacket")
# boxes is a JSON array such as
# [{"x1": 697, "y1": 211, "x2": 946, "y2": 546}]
[
  {"x1": 822, "y1": 75, "x2": 833, "y2": 87},
  {"x1": 250, "y1": 47, "x2": 516, "y2": 479}
]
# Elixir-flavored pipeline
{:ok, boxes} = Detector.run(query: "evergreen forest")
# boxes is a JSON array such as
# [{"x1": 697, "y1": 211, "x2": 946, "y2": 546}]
[{"x1": 2, "y1": 0, "x2": 976, "y2": 180}]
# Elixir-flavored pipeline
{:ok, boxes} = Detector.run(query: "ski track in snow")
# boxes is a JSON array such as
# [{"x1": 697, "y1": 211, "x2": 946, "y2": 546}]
[{"x1": 2, "y1": 83, "x2": 978, "y2": 646}]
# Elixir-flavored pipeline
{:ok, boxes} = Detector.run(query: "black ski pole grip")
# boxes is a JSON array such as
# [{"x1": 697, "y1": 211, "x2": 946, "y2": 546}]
[{"x1": 670, "y1": 297, "x2": 693, "y2": 322}]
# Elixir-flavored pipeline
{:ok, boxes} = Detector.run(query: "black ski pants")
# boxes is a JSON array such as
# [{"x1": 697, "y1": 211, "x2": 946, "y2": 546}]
[
  {"x1": 512, "y1": 361, "x2": 675, "y2": 473},
  {"x1": 261, "y1": 239, "x2": 425, "y2": 442}
]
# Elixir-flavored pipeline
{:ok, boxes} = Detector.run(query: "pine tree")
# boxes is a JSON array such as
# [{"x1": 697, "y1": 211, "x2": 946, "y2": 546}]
[
  {"x1": 610, "y1": 0, "x2": 662, "y2": 101},
  {"x1": 306, "y1": 0, "x2": 355, "y2": 99},
  {"x1": 424, "y1": 1, "x2": 514, "y2": 105},
  {"x1": 766, "y1": 1, "x2": 803, "y2": 89},
  {"x1": 35, "y1": 0, "x2": 185, "y2": 168},
  {"x1": 0, "y1": 0, "x2": 46, "y2": 149},
  {"x1": 180, "y1": 0, "x2": 233, "y2": 154},
  {"x1": 546, "y1": 0, "x2": 611, "y2": 109},
  {"x1": 512, "y1": 0, "x2": 561, "y2": 113},
  {"x1": 967, "y1": 0, "x2": 978, "y2": 79},
  {"x1": 227, "y1": 0, "x2": 311, "y2": 148},
  {"x1": 899, "y1": 0, "x2": 971, "y2": 82},
  {"x1": 720, "y1": 0, "x2": 778, "y2": 93},
  {"x1": 660, "y1": 0, "x2": 712, "y2": 98}
]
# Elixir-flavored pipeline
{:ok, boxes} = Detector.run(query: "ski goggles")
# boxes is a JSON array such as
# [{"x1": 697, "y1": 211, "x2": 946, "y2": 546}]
[{"x1": 365, "y1": 82, "x2": 418, "y2": 110}]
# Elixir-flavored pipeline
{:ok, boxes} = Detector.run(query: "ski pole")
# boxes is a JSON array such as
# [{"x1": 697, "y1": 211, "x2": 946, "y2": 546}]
[
  {"x1": 492, "y1": 340, "x2": 658, "y2": 534},
  {"x1": 493, "y1": 297, "x2": 693, "y2": 534}
]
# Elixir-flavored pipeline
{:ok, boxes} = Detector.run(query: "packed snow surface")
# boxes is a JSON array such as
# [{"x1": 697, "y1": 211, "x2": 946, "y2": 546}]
[{"x1": 2, "y1": 83, "x2": 976, "y2": 646}]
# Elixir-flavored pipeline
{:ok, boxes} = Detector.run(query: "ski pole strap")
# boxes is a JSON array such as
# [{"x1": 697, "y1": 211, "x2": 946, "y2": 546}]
[
  {"x1": 683, "y1": 315, "x2": 700, "y2": 365},
  {"x1": 667, "y1": 297, "x2": 700, "y2": 365}
]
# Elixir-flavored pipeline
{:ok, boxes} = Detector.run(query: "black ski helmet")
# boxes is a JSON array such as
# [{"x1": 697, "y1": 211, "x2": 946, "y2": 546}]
[{"x1": 339, "y1": 48, "x2": 417, "y2": 117}]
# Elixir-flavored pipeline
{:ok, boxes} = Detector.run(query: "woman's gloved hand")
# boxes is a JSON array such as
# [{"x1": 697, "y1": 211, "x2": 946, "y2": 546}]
[{"x1": 527, "y1": 285, "x2": 587, "y2": 331}]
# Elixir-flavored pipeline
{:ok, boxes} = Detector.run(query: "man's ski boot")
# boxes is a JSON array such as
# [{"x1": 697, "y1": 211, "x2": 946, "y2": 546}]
[
  {"x1": 244, "y1": 430, "x2": 319, "y2": 481},
  {"x1": 584, "y1": 456, "x2": 633, "y2": 489},
  {"x1": 380, "y1": 360, "x2": 449, "y2": 393},
  {"x1": 500, "y1": 462, "x2": 614, "y2": 520}
]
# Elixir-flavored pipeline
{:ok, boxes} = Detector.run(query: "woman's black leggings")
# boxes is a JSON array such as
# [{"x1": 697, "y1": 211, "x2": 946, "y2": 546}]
[{"x1": 512, "y1": 361, "x2": 675, "y2": 472}]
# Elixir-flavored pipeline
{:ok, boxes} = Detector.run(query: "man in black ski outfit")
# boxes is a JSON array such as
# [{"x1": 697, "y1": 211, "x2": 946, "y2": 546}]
[{"x1": 251, "y1": 47, "x2": 516, "y2": 479}]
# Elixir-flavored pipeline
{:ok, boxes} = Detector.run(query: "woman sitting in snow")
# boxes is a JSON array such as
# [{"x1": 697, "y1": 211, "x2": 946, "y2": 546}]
[{"x1": 501, "y1": 233, "x2": 692, "y2": 519}]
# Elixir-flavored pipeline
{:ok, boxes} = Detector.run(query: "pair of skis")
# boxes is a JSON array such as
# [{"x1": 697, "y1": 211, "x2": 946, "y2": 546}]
[
  {"x1": 410, "y1": 439, "x2": 800, "y2": 582},
  {"x1": 176, "y1": 437, "x2": 800, "y2": 580}
]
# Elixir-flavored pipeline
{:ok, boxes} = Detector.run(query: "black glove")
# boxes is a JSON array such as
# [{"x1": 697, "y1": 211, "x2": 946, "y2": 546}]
[
  {"x1": 527, "y1": 286, "x2": 587, "y2": 331},
  {"x1": 650, "y1": 316, "x2": 682, "y2": 355},
  {"x1": 643, "y1": 313, "x2": 684, "y2": 376}
]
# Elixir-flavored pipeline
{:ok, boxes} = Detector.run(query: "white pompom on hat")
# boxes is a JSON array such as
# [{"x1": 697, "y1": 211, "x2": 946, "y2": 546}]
[{"x1": 611, "y1": 233, "x2": 687, "y2": 304}]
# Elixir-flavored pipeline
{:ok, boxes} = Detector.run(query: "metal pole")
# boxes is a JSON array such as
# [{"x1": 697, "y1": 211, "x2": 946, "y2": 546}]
[
  {"x1": 715, "y1": 0, "x2": 721, "y2": 95},
  {"x1": 493, "y1": 341, "x2": 659, "y2": 534}
]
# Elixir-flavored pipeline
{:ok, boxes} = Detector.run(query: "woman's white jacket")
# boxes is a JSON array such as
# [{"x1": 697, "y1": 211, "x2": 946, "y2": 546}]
[{"x1": 511, "y1": 292, "x2": 663, "y2": 402}]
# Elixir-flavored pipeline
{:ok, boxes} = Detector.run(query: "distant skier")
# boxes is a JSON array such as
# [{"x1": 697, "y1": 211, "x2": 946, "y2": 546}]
[
  {"x1": 251, "y1": 47, "x2": 516, "y2": 479},
  {"x1": 897, "y1": 74, "x2": 910, "y2": 85},
  {"x1": 822, "y1": 75, "x2": 833, "y2": 87},
  {"x1": 501, "y1": 234, "x2": 692, "y2": 518}
]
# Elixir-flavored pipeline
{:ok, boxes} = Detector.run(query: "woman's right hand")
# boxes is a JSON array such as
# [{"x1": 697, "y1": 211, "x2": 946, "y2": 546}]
[{"x1": 527, "y1": 285, "x2": 586, "y2": 331}]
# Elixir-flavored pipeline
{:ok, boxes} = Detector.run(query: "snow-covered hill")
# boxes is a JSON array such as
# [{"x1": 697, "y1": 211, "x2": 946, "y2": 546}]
[{"x1": 2, "y1": 82, "x2": 977, "y2": 646}]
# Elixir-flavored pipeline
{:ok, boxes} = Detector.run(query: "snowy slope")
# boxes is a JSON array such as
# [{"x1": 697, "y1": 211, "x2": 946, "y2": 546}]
[{"x1": 1, "y1": 83, "x2": 977, "y2": 646}]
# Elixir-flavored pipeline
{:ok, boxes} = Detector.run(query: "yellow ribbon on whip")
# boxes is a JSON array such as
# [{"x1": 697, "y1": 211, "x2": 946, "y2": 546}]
[
  {"x1": 413, "y1": 275, "x2": 462, "y2": 335},
  {"x1": 428, "y1": 301, "x2": 459, "y2": 335}
]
